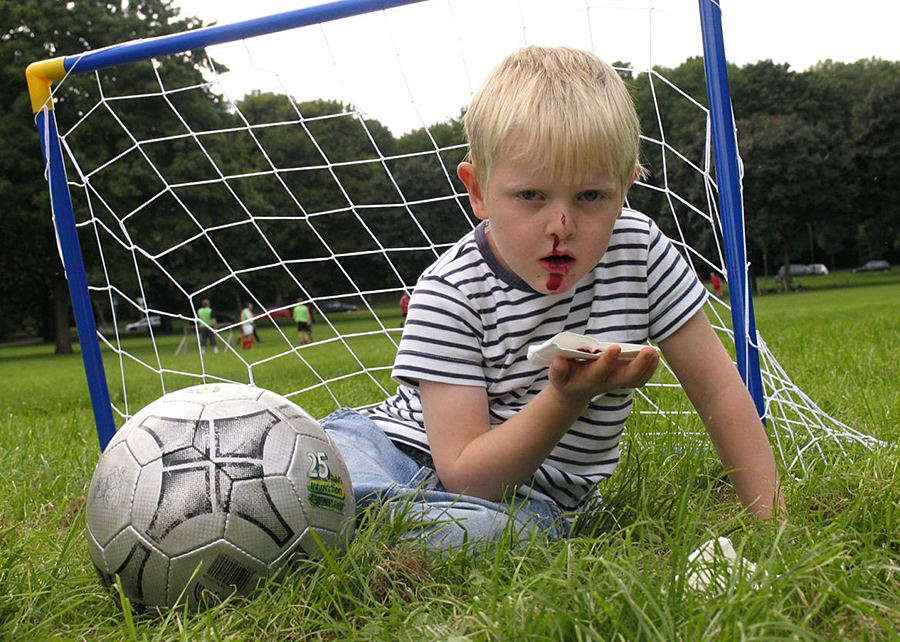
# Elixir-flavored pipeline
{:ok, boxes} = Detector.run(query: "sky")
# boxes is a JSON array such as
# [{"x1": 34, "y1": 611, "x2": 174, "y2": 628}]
[{"x1": 171, "y1": 0, "x2": 900, "y2": 134}]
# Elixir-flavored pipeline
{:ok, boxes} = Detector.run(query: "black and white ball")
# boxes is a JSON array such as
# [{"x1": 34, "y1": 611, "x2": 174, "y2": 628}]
[{"x1": 85, "y1": 383, "x2": 354, "y2": 610}]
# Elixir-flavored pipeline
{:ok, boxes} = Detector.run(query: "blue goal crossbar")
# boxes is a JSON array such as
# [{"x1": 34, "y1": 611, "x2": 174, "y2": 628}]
[{"x1": 26, "y1": 0, "x2": 764, "y2": 450}]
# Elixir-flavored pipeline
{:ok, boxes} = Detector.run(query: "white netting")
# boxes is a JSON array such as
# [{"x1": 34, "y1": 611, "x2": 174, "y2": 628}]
[{"x1": 48, "y1": 0, "x2": 879, "y2": 474}]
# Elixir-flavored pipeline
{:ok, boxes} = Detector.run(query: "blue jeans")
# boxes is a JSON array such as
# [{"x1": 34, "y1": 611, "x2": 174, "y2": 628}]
[{"x1": 321, "y1": 409, "x2": 569, "y2": 551}]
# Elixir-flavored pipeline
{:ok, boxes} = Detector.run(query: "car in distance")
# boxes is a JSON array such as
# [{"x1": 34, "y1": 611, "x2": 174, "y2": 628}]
[
  {"x1": 317, "y1": 300, "x2": 361, "y2": 313},
  {"x1": 776, "y1": 264, "x2": 812, "y2": 278},
  {"x1": 125, "y1": 315, "x2": 161, "y2": 332},
  {"x1": 776, "y1": 263, "x2": 829, "y2": 279},
  {"x1": 852, "y1": 260, "x2": 891, "y2": 273}
]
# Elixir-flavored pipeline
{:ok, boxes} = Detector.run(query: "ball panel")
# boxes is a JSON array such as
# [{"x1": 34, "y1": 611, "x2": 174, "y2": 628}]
[
  {"x1": 275, "y1": 524, "x2": 311, "y2": 566},
  {"x1": 131, "y1": 412, "x2": 205, "y2": 467},
  {"x1": 286, "y1": 415, "x2": 331, "y2": 441},
  {"x1": 141, "y1": 460, "x2": 217, "y2": 544},
  {"x1": 258, "y1": 390, "x2": 316, "y2": 423},
  {"x1": 168, "y1": 540, "x2": 267, "y2": 609},
  {"x1": 86, "y1": 525, "x2": 104, "y2": 571},
  {"x1": 156, "y1": 513, "x2": 226, "y2": 558},
  {"x1": 261, "y1": 420, "x2": 298, "y2": 475},
  {"x1": 100, "y1": 526, "x2": 170, "y2": 608},
  {"x1": 286, "y1": 436, "x2": 355, "y2": 537},
  {"x1": 167, "y1": 383, "x2": 263, "y2": 405},
  {"x1": 225, "y1": 477, "x2": 296, "y2": 561},
  {"x1": 131, "y1": 458, "x2": 164, "y2": 533},
  {"x1": 262, "y1": 475, "x2": 309, "y2": 535},
  {"x1": 203, "y1": 403, "x2": 275, "y2": 454},
  {"x1": 296, "y1": 526, "x2": 344, "y2": 559},
  {"x1": 86, "y1": 441, "x2": 140, "y2": 547},
  {"x1": 120, "y1": 422, "x2": 165, "y2": 466}
]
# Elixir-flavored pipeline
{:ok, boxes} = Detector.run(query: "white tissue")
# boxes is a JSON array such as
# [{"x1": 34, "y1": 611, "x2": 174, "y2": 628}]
[
  {"x1": 526, "y1": 331, "x2": 656, "y2": 366},
  {"x1": 684, "y1": 536, "x2": 758, "y2": 592}
]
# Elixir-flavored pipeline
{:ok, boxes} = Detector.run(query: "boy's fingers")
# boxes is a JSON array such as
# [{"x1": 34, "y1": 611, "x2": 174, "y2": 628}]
[
  {"x1": 552, "y1": 344, "x2": 657, "y2": 393},
  {"x1": 600, "y1": 349, "x2": 657, "y2": 389},
  {"x1": 625, "y1": 349, "x2": 659, "y2": 387}
]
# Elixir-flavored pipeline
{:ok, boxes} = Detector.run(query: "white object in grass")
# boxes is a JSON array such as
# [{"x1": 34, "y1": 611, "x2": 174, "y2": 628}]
[
  {"x1": 684, "y1": 536, "x2": 758, "y2": 592},
  {"x1": 526, "y1": 331, "x2": 659, "y2": 366}
]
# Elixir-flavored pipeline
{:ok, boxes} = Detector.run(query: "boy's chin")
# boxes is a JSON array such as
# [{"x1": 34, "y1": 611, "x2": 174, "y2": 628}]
[{"x1": 537, "y1": 273, "x2": 572, "y2": 294}]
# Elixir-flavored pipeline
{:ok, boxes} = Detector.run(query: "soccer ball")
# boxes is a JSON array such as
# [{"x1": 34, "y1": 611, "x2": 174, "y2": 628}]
[{"x1": 85, "y1": 383, "x2": 354, "y2": 611}]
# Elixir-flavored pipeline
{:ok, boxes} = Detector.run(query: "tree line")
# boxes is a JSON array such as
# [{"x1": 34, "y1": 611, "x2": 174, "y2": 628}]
[{"x1": 2, "y1": 0, "x2": 899, "y2": 351}]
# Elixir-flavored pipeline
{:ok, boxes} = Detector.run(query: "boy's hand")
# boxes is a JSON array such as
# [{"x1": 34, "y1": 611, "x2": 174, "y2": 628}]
[{"x1": 548, "y1": 345, "x2": 659, "y2": 403}]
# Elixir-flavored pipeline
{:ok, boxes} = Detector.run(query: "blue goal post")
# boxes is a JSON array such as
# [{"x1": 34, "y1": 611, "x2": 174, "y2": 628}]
[{"x1": 26, "y1": 0, "x2": 764, "y2": 450}]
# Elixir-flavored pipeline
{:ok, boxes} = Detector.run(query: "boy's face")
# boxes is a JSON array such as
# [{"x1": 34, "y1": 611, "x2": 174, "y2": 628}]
[{"x1": 458, "y1": 148, "x2": 629, "y2": 295}]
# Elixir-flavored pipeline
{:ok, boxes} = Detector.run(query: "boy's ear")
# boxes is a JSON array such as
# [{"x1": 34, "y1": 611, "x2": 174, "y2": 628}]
[
  {"x1": 457, "y1": 162, "x2": 488, "y2": 220},
  {"x1": 615, "y1": 166, "x2": 641, "y2": 218}
]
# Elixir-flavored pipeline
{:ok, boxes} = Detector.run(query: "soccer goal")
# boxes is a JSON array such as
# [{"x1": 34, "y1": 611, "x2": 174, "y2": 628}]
[{"x1": 27, "y1": 0, "x2": 878, "y2": 475}]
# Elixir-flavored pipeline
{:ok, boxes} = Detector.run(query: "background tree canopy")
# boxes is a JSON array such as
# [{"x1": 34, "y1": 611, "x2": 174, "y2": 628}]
[{"x1": 2, "y1": 0, "x2": 899, "y2": 349}]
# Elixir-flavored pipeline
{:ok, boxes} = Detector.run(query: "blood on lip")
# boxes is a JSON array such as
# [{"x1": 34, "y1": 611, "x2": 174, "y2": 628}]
[
  {"x1": 541, "y1": 254, "x2": 573, "y2": 273},
  {"x1": 543, "y1": 236, "x2": 571, "y2": 292}
]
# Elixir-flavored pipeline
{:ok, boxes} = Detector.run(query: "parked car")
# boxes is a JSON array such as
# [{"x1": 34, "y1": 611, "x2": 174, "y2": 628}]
[
  {"x1": 125, "y1": 315, "x2": 161, "y2": 332},
  {"x1": 776, "y1": 263, "x2": 828, "y2": 279},
  {"x1": 852, "y1": 260, "x2": 891, "y2": 273},
  {"x1": 317, "y1": 300, "x2": 360, "y2": 313},
  {"x1": 776, "y1": 264, "x2": 812, "y2": 278}
]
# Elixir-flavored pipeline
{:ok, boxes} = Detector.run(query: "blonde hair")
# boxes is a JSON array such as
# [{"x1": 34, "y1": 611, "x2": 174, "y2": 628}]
[{"x1": 463, "y1": 46, "x2": 643, "y2": 192}]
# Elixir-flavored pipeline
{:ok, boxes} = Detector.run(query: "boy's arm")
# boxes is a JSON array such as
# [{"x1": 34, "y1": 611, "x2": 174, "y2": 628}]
[
  {"x1": 658, "y1": 309, "x2": 783, "y2": 519},
  {"x1": 420, "y1": 346, "x2": 659, "y2": 502}
]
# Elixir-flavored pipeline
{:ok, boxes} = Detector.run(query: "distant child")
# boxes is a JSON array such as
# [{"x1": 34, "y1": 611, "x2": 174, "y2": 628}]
[
  {"x1": 320, "y1": 46, "x2": 781, "y2": 550},
  {"x1": 240, "y1": 302, "x2": 255, "y2": 350},
  {"x1": 293, "y1": 299, "x2": 313, "y2": 345},
  {"x1": 398, "y1": 292, "x2": 410, "y2": 327},
  {"x1": 197, "y1": 298, "x2": 218, "y2": 354},
  {"x1": 710, "y1": 271, "x2": 723, "y2": 297}
]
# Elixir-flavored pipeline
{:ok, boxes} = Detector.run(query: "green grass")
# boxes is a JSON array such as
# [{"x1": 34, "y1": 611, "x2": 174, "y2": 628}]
[
  {"x1": 754, "y1": 265, "x2": 900, "y2": 295},
  {"x1": 1, "y1": 282, "x2": 899, "y2": 640}
]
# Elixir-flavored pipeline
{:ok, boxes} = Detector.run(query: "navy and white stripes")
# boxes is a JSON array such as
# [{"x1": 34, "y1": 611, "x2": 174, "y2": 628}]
[{"x1": 364, "y1": 209, "x2": 707, "y2": 511}]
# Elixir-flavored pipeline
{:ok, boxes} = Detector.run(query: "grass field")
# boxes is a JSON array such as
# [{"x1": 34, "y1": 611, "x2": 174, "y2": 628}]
[{"x1": 1, "y1": 274, "x2": 899, "y2": 640}]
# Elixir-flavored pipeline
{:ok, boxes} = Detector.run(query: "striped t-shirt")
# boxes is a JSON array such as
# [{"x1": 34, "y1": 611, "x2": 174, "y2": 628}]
[{"x1": 364, "y1": 209, "x2": 707, "y2": 511}]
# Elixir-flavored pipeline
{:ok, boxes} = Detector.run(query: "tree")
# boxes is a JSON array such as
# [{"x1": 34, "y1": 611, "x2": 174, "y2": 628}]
[
  {"x1": 850, "y1": 77, "x2": 900, "y2": 262},
  {"x1": 0, "y1": 0, "x2": 209, "y2": 349},
  {"x1": 740, "y1": 112, "x2": 852, "y2": 290},
  {"x1": 730, "y1": 60, "x2": 806, "y2": 119}
]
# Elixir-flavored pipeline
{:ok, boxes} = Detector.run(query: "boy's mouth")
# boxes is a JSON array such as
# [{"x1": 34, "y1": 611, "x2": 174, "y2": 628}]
[
  {"x1": 539, "y1": 254, "x2": 574, "y2": 272},
  {"x1": 539, "y1": 253, "x2": 574, "y2": 293}
]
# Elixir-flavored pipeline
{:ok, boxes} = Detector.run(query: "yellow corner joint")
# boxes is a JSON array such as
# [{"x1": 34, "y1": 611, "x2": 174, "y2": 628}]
[{"x1": 25, "y1": 57, "x2": 67, "y2": 113}]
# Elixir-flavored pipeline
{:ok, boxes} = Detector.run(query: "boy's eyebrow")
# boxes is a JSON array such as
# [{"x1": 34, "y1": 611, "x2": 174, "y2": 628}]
[{"x1": 501, "y1": 178, "x2": 620, "y2": 191}]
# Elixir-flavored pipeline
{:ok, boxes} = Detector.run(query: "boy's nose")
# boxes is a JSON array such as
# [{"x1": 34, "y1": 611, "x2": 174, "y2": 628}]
[{"x1": 546, "y1": 208, "x2": 575, "y2": 239}]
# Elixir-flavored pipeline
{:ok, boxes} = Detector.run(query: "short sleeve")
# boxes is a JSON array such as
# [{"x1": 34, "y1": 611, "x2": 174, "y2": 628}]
[
  {"x1": 391, "y1": 275, "x2": 487, "y2": 388},
  {"x1": 645, "y1": 223, "x2": 708, "y2": 341}
]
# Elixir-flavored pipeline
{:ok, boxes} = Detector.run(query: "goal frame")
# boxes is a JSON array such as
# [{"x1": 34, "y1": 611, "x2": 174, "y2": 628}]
[{"x1": 27, "y1": 0, "x2": 762, "y2": 451}]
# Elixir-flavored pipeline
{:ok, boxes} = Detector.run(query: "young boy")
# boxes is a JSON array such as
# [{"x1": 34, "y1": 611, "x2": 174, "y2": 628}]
[
  {"x1": 293, "y1": 299, "x2": 313, "y2": 345},
  {"x1": 321, "y1": 46, "x2": 781, "y2": 550},
  {"x1": 197, "y1": 298, "x2": 218, "y2": 354}
]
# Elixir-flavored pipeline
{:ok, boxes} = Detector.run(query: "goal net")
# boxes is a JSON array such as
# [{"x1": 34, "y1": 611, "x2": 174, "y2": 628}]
[{"x1": 29, "y1": 0, "x2": 878, "y2": 475}]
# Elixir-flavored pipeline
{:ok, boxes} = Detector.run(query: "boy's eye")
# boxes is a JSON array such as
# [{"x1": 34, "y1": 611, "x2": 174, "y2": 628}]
[
  {"x1": 519, "y1": 190, "x2": 540, "y2": 201},
  {"x1": 580, "y1": 190, "x2": 602, "y2": 202}
]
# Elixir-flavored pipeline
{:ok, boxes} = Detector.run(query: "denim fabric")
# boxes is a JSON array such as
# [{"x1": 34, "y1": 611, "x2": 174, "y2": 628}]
[{"x1": 321, "y1": 408, "x2": 569, "y2": 551}]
